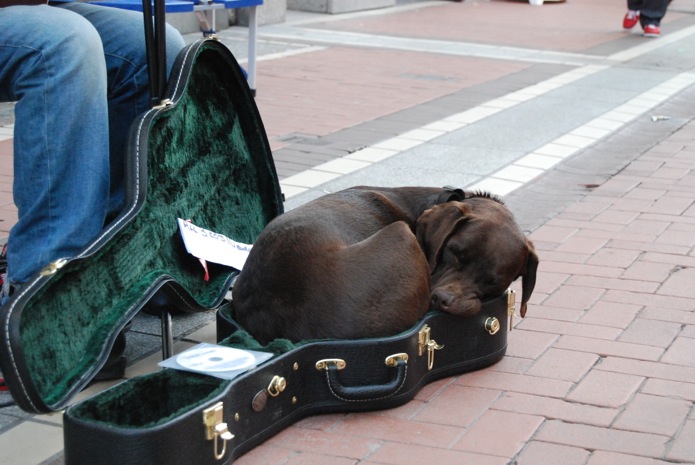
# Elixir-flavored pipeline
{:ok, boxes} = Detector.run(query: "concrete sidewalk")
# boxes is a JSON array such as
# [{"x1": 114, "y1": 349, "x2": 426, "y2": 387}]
[{"x1": 1, "y1": 0, "x2": 695, "y2": 463}]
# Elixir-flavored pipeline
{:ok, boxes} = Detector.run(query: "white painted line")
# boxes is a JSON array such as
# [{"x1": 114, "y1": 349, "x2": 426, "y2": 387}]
[{"x1": 281, "y1": 71, "x2": 695, "y2": 201}]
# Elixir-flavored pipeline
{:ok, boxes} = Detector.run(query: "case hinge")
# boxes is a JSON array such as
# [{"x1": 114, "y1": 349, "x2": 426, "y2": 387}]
[
  {"x1": 203, "y1": 402, "x2": 234, "y2": 461},
  {"x1": 39, "y1": 258, "x2": 68, "y2": 276},
  {"x1": 418, "y1": 324, "x2": 444, "y2": 370}
]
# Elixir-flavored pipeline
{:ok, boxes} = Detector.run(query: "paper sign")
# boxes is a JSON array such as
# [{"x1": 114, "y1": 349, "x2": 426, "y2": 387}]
[{"x1": 178, "y1": 218, "x2": 252, "y2": 270}]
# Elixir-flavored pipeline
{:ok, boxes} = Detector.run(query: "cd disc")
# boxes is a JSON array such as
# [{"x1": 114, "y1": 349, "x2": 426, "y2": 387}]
[{"x1": 176, "y1": 346, "x2": 255, "y2": 372}]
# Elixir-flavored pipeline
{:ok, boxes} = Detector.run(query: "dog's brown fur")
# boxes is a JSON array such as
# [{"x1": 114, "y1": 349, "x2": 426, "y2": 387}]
[{"x1": 232, "y1": 186, "x2": 538, "y2": 344}]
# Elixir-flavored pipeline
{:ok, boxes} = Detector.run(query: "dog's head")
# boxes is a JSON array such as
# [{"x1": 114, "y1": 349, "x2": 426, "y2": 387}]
[{"x1": 415, "y1": 192, "x2": 538, "y2": 318}]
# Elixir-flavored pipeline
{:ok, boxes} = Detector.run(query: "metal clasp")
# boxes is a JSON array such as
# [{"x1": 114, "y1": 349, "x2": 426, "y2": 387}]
[
  {"x1": 507, "y1": 289, "x2": 517, "y2": 332},
  {"x1": 315, "y1": 359, "x2": 347, "y2": 371},
  {"x1": 385, "y1": 353, "x2": 409, "y2": 367},
  {"x1": 418, "y1": 325, "x2": 444, "y2": 370},
  {"x1": 39, "y1": 258, "x2": 68, "y2": 276},
  {"x1": 418, "y1": 325, "x2": 431, "y2": 357},
  {"x1": 485, "y1": 317, "x2": 500, "y2": 335},
  {"x1": 203, "y1": 402, "x2": 234, "y2": 461},
  {"x1": 267, "y1": 375, "x2": 286, "y2": 397},
  {"x1": 152, "y1": 98, "x2": 173, "y2": 110}
]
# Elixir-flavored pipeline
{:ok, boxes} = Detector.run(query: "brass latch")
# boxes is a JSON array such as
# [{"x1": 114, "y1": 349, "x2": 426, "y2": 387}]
[
  {"x1": 267, "y1": 375, "x2": 286, "y2": 397},
  {"x1": 507, "y1": 289, "x2": 517, "y2": 332},
  {"x1": 203, "y1": 402, "x2": 234, "y2": 461},
  {"x1": 418, "y1": 325, "x2": 444, "y2": 370},
  {"x1": 485, "y1": 317, "x2": 500, "y2": 335}
]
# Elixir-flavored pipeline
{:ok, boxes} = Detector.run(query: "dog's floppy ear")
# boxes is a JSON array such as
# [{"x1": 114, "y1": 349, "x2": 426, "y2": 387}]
[
  {"x1": 416, "y1": 203, "x2": 470, "y2": 274},
  {"x1": 519, "y1": 240, "x2": 539, "y2": 318}
]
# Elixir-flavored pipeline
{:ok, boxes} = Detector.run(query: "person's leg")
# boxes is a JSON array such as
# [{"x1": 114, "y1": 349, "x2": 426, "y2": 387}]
[
  {"x1": 0, "y1": 5, "x2": 111, "y2": 285},
  {"x1": 627, "y1": 0, "x2": 643, "y2": 11},
  {"x1": 624, "y1": 0, "x2": 643, "y2": 29},
  {"x1": 639, "y1": 0, "x2": 670, "y2": 26},
  {"x1": 59, "y1": 3, "x2": 186, "y2": 216}
]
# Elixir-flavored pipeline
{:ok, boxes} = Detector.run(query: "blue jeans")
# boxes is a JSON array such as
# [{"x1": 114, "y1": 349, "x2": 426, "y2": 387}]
[{"x1": 0, "y1": 4, "x2": 185, "y2": 284}]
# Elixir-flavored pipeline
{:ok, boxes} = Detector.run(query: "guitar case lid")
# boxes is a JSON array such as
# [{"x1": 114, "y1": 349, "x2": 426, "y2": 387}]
[{"x1": 0, "y1": 37, "x2": 283, "y2": 413}]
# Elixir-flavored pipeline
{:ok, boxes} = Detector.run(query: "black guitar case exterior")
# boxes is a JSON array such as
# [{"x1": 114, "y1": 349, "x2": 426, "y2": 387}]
[{"x1": 0, "y1": 3, "x2": 515, "y2": 464}]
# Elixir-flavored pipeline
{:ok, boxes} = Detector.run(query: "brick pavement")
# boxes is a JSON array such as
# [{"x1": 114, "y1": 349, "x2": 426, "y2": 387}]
[
  {"x1": 233, "y1": 108, "x2": 695, "y2": 465},
  {"x1": 1, "y1": 0, "x2": 695, "y2": 464}
]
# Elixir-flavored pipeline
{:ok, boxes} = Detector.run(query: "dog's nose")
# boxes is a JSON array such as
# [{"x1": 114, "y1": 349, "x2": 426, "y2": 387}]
[{"x1": 430, "y1": 289, "x2": 455, "y2": 311}]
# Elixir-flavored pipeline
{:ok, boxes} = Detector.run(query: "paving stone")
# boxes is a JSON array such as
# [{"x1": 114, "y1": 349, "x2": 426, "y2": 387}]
[
  {"x1": 529, "y1": 224, "x2": 578, "y2": 243},
  {"x1": 580, "y1": 301, "x2": 641, "y2": 329},
  {"x1": 658, "y1": 266, "x2": 695, "y2": 299},
  {"x1": 602, "y1": 289, "x2": 694, "y2": 312},
  {"x1": 661, "y1": 336, "x2": 695, "y2": 368},
  {"x1": 328, "y1": 412, "x2": 462, "y2": 449},
  {"x1": 281, "y1": 452, "x2": 358, "y2": 465},
  {"x1": 233, "y1": 444, "x2": 294, "y2": 465},
  {"x1": 525, "y1": 348, "x2": 600, "y2": 382},
  {"x1": 264, "y1": 426, "x2": 382, "y2": 460},
  {"x1": 517, "y1": 318, "x2": 621, "y2": 341},
  {"x1": 567, "y1": 275, "x2": 660, "y2": 293},
  {"x1": 555, "y1": 335, "x2": 664, "y2": 361},
  {"x1": 535, "y1": 420, "x2": 668, "y2": 458},
  {"x1": 504, "y1": 329, "x2": 558, "y2": 360},
  {"x1": 528, "y1": 304, "x2": 584, "y2": 323},
  {"x1": 541, "y1": 285, "x2": 605, "y2": 311},
  {"x1": 487, "y1": 355, "x2": 534, "y2": 375},
  {"x1": 598, "y1": 357, "x2": 695, "y2": 385},
  {"x1": 541, "y1": 261, "x2": 623, "y2": 279},
  {"x1": 530, "y1": 270, "x2": 570, "y2": 295},
  {"x1": 620, "y1": 260, "x2": 676, "y2": 283},
  {"x1": 609, "y1": 238, "x2": 690, "y2": 256},
  {"x1": 457, "y1": 370, "x2": 572, "y2": 399},
  {"x1": 412, "y1": 385, "x2": 501, "y2": 428},
  {"x1": 516, "y1": 441, "x2": 590, "y2": 465},
  {"x1": 614, "y1": 392, "x2": 691, "y2": 437},
  {"x1": 452, "y1": 410, "x2": 544, "y2": 458},
  {"x1": 566, "y1": 370, "x2": 644, "y2": 408},
  {"x1": 363, "y1": 442, "x2": 508, "y2": 465},
  {"x1": 666, "y1": 419, "x2": 695, "y2": 463},
  {"x1": 586, "y1": 450, "x2": 692, "y2": 465},
  {"x1": 492, "y1": 392, "x2": 616, "y2": 427},
  {"x1": 618, "y1": 318, "x2": 681, "y2": 348},
  {"x1": 639, "y1": 304, "x2": 695, "y2": 324}
]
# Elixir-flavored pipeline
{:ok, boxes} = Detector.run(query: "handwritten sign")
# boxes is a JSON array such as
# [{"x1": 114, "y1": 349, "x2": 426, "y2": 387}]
[{"x1": 177, "y1": 218, "x2": 252, "y2": 271}]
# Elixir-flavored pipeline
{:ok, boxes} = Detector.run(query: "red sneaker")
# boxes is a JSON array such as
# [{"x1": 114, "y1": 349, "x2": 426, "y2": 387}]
[
  {"x1": 623, "y1": 10, "x2": 640, "y2": 29},
  {"x1": 643, "y1": 24, "x2": 661, "y2": 38}
]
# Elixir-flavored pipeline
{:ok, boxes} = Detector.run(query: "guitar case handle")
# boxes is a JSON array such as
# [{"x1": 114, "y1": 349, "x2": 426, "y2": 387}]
[{"x1": 318, "y1": 356, "x2": 409, "y2": 402}]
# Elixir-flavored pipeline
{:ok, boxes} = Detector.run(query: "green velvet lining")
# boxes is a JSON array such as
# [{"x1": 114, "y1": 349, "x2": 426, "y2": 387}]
[
  {"x1": 18, "y1": 41, "x2": 281, "y2": 407},
  {"x1": 69, "y1": 370, "x2": 228, "y2": 429},
  {"x1": 70, "y1": 329, "x2": 299, "y2": 428}
]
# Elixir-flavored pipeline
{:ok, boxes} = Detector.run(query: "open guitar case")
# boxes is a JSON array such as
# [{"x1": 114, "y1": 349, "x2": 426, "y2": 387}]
[{"x1": 0, "y1": 2, "x2": 514, "y2": 464}]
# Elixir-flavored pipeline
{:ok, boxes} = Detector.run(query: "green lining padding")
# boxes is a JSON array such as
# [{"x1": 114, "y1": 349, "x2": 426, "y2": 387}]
[
  {"x1": 69, "y1": 370, "x2": 229, "y2": 429},
  {"x1": 70, "y1": 330, "x2": 299, "y2": 428},
  {"x1": 18, "y1": 41, "x2": 281, "y2": 407}
]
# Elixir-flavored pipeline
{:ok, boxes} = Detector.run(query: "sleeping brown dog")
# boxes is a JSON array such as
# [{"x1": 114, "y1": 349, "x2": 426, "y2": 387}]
[{"x1": 232, "y1": 186, "x2": 538, "y2": 344}]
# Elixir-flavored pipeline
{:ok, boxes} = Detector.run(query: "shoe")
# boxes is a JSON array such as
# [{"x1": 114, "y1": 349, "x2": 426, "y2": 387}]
[
  {"x1": 643, "y1": 24, "x2": 661, "y2": 37},
  {"x1": 623, "y1": 10, "x2": 640, "y2": 29}
]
